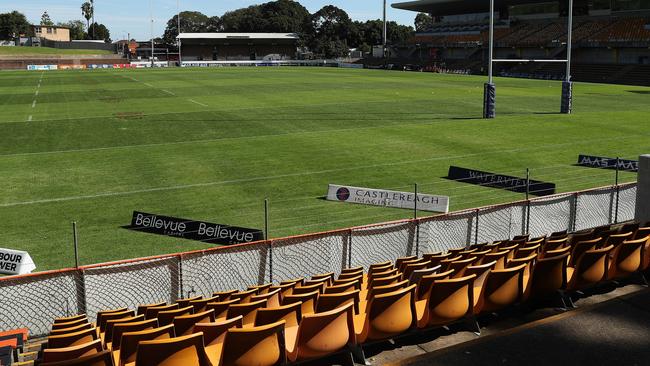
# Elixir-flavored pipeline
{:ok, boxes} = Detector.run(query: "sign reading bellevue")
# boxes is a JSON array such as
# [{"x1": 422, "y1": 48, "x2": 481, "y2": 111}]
[
  {"x1": 0, "y1": 248, "x2": 36, "y2": 276},
  {"x1": 127, "y1": 211, "x2": 263, "y2": 245},
  {"x1": 577, "y1": 155, "x2": 638, "y2": 172},
  {"x1": 327, "y1": 184, "x2": 449, "y2": 213}
]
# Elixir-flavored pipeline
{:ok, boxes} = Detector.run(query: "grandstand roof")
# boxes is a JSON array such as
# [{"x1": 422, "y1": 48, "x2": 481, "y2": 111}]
[
  {"x1": 392, "y1": 0, "x2": 546, "y2": 16},
  {"x1": 177, "y1": 33, "x2": 299, "y2": 40}
]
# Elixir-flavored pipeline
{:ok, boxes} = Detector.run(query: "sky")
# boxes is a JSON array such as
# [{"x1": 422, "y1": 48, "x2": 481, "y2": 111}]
[{"x1": 1, "y1": 0, "x2": 418, "y2": 41}]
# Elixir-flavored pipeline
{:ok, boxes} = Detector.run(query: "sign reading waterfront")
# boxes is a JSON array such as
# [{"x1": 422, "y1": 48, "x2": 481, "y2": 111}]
[
  {"x1": 126, "y1": 211, "x2": 263, "y2": 245},
  {"x1": 326, "y1": 184, "x2": 449, "y2": 213},
  {"x1": 447, "y1": 166, "x2": 556, "y2": 196}
]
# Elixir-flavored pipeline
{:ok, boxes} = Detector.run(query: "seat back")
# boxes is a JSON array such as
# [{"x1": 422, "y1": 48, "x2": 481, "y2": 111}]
[
  {"x1": 367, "y1": 268, "x2": 399, "y2": 283},
  {"x1": 336, "y1": 273, "x2": 363, "y2": 285},
  {"x1": 570, "y1": 237, "x2": 602, "y2": 266},
  {"x1": 49, "y1": 322, "x2": 93, "y2": 336},
  {"x1": 448, "y1": 257, "x2": 477, "y2": 277},
  {"x1": 541, "y1": 244, "x2": 571, "y2": 259},
  {"x1": 176, "y1": 296, "x2": 202, "y2": 308},
  {"x1": 357, "y1": 285, "x2": 417, "y2": 343},
  {"x1": 280, "y1": 278, "x2": 304, "y2": 287},
  {"x1": 341, "y1": 266, "x2": 363, "y2": 275},
  {"x1": 206, "y1": 299, "x2": 240, "y2": 319},
  {"x1": 464, "y1": 260, "x2": 497, "y2": 291},
  {"x1": 119, "y1": 324, "x2": 175, "y2": 365},
  {"x1": 368, "y1": 273, "x2": 402, "y2": 289},
  {"x1": 606, "y1": 231, "x2": 634, "y2": 246},
  {"x1": 212, "y1": 290, "x2": 238, "y2": 301},
  {"x1": 423, "y1": 275, "x2": 476, "y2": 327},
  {"x1": 544, "y1": 237, "x2": 569, "y2": 252},
  {"x1": 248, "y1": 283, "x2": 272, "y2": 295},
  {"x1": 634, "y1": 227, "x2": 650, "y2": 240},
  {"x1": 311, "y1": 272, "x2": 335, "y2": 286},
  {"x1": 135, "y1": 332, "x2": 211, "y2": 366},
  {"x1": 324, "y1": 279, "x2": 361, "y2": 294},
  {"x1": 397, "y1": 258, "x2": 428, "y2": 273},
  {"x1": 40, "y1": 349, "x2": 113, "y2": 366},
  {"x1": 570, "y1": 230, "x2": 595, "y2": 245},
  {"x1": 395, "y1": 256, "x2": 418, "y2": 270},
  {"x1": 281, "y1": 290, "x2": 319, "y2": 315},
  {"x1": 529, "y1": 253, "x2": 569, "y2": 300},
  {"x1": 292, "y1": 282, "x2": 326, "y2": 295},
  {"x1": 227, "y1": 299, "x2": 268, "y2": 326},
  {"x1": 51, "y1": 318, "x2": 88, "y2": 331},
  {"x1": 104, "y1": 315, "x2": 145, "y2": 343},
  {"x1": 477, "y1": 264, "x2": 526, "y2": 313},
  {"x1": 193, "y1": 316, "x2": 243, "y2": 346},
  {"x1": 408, "y1": 265, "x2": 441, "y2": 286},
  {"x1": 423, "y1": 252, "x2": 453, "y2": 267},
  {"x1": 158, "y1": 306, "x2": 194, "y2": 326},
  {"x1": 368, "y1": 261, "x2": 393, "y2": 274},
  {"x1": 42, "y1": 338, "x2": 103, "y2": 363},
  {"x1": 402, "y1": 261, "x2": 431, "y2": 281},
  {"x1": 251, "y1": 288, "x2": 282, "y2": 308},
  {"x1": 173, "y1": 310, "x2": 216, "y2": 336},
  {"x1": 610, "y1": 238, "x2": 646, "y2": 276},
  {"x1": 54, "y1": 314, "x2": 86, "y2": 324},
  {"x1": 146, "y1": 304, "x2": 179, "y2": 320},
  {"x1": 255, "y1": 303, "x2": 302, "y2": 328},
  {"x1": 111, "y1": 319, "x2": 158, "y2": 350},
  {"x1": 222, "y1": 321, "x2": 286, "y2": 366},
  {"x1": 439, "y1": 255, "x2": 463, "y2": 271},
  {"x1": 417, "y1": 269, "x2": 454, "y2": 300},
  {"x1": 515, "y1": 244, "x2": 541, "y2": 259},
  {"x1": 269, "y1": 283, "x2": 297, "y2": 298},
  {"x1": 99, "y1": 310, "x2": 135, "y2": 332},
  {"x1": 481, "y1": 250, "x2": 509, "y2": 269},
  {"x1": 572, "y1": 245, "x2": 613, "y2": 288},
  {"x1": 291, "y1": 303, "x2": 355, "y2": 362},
  {"x1": 316, "y1": 290, "x2": 360, "y2": 314},
  {"x1": 137, "y1": 302, "x2": 166, "y2": 316},
  {"x1": 231, "y1": 288, "x2": 258, "y2": 303},
  {"x1": 366, "y1": 280, "x2": 409, "y2": 300},
  {"x1": 48, "y1": 328, "x2": 98, "y2": 349},
  {"x1": 96, "y1": 308, "x2": 127, "y2": 328},
  {"x1": 303, "y1": 277, "x2": 329, "y2": 288},
  {"x1": 189, "y1": 296, "x2": 219, "y2": 313}
]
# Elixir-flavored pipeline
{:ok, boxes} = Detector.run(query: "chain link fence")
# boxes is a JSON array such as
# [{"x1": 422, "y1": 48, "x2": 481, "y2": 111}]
[{"x1": 0, "y1": 183, "x2": 638, "y2": 336}]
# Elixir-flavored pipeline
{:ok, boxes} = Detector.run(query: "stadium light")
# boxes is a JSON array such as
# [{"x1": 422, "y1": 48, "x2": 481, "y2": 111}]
[
  {"x1": 178, "y1": 0, "x2": 182, "y2": 64},
  {"x1": 383, "y1": 0, "x2": 388, "y2": 59},
  {"x1": 150, "y1": 0, "x2": 155, "y2": 67}
]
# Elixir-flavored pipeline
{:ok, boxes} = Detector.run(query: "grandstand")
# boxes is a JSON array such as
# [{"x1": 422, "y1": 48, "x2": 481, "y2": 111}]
[{"x1": 390, "y1": 0, "x2": 650, "y2": 85}]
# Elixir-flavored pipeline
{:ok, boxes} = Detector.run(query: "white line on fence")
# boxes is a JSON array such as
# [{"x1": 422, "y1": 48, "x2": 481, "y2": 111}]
[{"x1": 188, "y1": 99, "x2": 208, "y2": 107}]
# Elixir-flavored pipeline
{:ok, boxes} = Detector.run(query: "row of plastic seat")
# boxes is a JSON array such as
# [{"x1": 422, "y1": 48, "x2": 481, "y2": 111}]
[{"x1": 35, "y1": 222, "x2": 649, "y2": 366}]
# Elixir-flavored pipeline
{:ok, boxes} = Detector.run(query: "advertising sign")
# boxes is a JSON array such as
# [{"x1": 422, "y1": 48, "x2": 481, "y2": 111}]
[
  {"x1": 448, "y1": 166, "x2": 556, "y2": 196},
  {"x1": 327, "y1": 184, "x2": 449, "y2": 213},
  {"x1": 0, "y1": 248, "x2": 36, "y2": 276}
]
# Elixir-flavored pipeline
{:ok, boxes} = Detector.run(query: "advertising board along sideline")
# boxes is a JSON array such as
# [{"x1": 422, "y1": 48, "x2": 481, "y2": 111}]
[{"x1": 327, "y1": 184, "x2": 449, "y2": 213}]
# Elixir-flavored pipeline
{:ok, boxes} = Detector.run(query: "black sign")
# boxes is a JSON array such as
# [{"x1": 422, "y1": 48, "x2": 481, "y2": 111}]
[
  {"x1": 126, "y1": 211, "x2": 264, "y2": 245},
  {"x1": 577, "y1": 155, "x2": 638, "y2": 172},
  {"x1": 447, "y1": 166, "x2": 556, "y2": 196}
]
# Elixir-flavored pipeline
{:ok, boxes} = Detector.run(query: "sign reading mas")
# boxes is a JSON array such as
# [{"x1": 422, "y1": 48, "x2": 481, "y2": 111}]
[
  {"x1": 327, "y1": 184, "x2": 449, "y2": 213},
  {"x1": 577, "y1": 155, "x2": 638, "y2": 172},
  {"x1": 127, "y1": 211, "x2": 263, "y2": 245}
]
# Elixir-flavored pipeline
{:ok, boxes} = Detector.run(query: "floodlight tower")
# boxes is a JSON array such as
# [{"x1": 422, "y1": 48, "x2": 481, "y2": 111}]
[
  {"x1": 561, "y1": 0, "x2": 574, "y2": 114},
  {"x1": 178, "y1": 0, "x2": 182, "y2": 64},
  {"x1": 383, "y1": 0, "x2": 388, "y2": 58},
  {"x1": 150, "y1": 0, "x2": 154, "y2": 67}
]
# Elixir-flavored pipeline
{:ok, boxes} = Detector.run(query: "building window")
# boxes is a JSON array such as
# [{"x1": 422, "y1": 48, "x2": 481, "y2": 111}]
[
  {"x1": 47, "y1": 28, "x2": 52, "y2": 34},
  {"x1": 35, "y1": 27, "x2": 41, "y2": 33}
]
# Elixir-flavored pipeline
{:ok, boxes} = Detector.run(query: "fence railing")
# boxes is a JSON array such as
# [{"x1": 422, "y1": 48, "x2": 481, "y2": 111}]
[{"x1": 0, "y1": 182, "x2": 637, "y2": 336}]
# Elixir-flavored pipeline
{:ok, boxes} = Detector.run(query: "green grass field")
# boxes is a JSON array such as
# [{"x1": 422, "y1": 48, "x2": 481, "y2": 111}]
[
  {"x1": 0, "y1": 46, "x2": 114, "y2": 56},
  {"x1": 1, "y1": 67, "x2": 648, "y2": 271}
]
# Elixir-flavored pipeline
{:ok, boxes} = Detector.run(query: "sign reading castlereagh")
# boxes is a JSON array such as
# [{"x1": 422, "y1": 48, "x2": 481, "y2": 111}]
[
  {"x1": 127, "y1": 211, "x2": 264, "y2": 245},
  {"x1": 326, "y1": 184, "x2": 449, "y2": 213}
]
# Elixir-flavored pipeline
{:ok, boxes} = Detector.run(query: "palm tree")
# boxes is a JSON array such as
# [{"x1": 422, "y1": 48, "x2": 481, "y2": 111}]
[{"x1": 81, "y1": 2, "x2": 93, "y2": 31}]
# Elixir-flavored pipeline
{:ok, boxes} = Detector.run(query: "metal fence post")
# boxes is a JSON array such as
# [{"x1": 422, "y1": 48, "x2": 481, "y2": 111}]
[
  {"x1": 614, "y1": 157, "x2": 620, "y2": 224},
  {"x1": 525, "y1": 169, "x2": 531, "y2": 235},
  {"x1": 348, "y1": 229, "x2": 353, "y2": 269},
  {"x1": 572, "y1": 192, "x2": 579, "y2": 232},
  {"x1": 72, "y1": 222, "x2": 87, "y2": 316},
  {"x1": 265, "y1": 199, "x2": 273, "y2": 283},
  {"x1": 72, "y1": 222, "x2": 80, "y2": 268},
  {"x1": 474, "y1": 209, "x2": 480, "y2": 246},
  {"x1": 414, "y1": 183, "x2": 419, "y2": 256}
]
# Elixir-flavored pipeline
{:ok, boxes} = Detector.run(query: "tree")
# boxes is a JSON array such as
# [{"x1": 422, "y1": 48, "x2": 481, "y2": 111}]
[
  {"x1": 0, "y1": 11, "x2": 32, "y2": 40},
  {"x1": 58, "y1": 20, "x2": 86, "y2": 40},
  {"x1": 414, "y1": 13, "x2": 434, "y2": 32},
  {"x1": 309, "y1": 5, "x2": 354, "y2": 58},
  {"x1": 162, "y1": 11, "x2": 210, "y2": 44},
  {"x1": 41, "y1": 11, "x2": 54, "y2": 26},
  {"x1": 87, "y1": 22, "x2": 110, "y2": 42},
  {"x1": 81, "y1": 2, "x2": 93, "y2": 30}
]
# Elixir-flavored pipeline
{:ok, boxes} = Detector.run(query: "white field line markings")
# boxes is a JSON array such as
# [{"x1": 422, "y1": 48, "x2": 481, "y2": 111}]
[
  {"x1": 27, "y1": 115, "x2": 32, "y2": 122},
  {"x1": 188, "y1": 99, "x2": 208, "y2": 107},
  {"x1": 0, "y1": 136, "x2": 640, "y2": 208},
  {"x1": 162, "y1": 89, "x2": 175, "y2": 96},
  {"x1": 31, "y1": 100, "x2": 36, "y2": 108},
  {"x1": 143, "y1": 82, "x2": 154, "y2": 87},
  {"x1": 35, "y1": 90, "x2": 39, "y2": 96}
]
